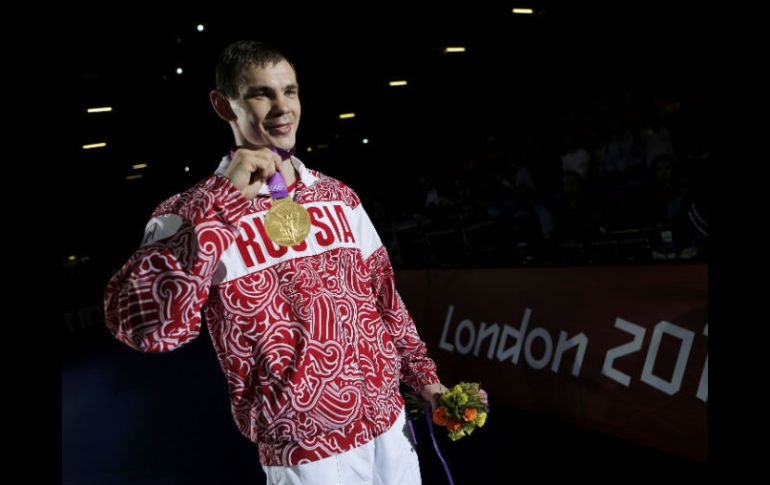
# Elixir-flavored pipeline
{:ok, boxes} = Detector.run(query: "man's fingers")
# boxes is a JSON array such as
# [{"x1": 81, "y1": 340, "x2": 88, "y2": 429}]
[{"x1": 224, "y1": 148, "x2": 287, "y2": 200}]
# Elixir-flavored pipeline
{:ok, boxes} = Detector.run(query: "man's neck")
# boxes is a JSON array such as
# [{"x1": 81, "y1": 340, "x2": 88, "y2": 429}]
[{"x1": 282, "y1": 158, "x2": 298, "y2": 187}]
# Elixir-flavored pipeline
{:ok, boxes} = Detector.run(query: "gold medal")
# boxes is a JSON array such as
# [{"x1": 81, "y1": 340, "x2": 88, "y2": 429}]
[
  {"x1": 230, "y1": 146, "x2": 309, "y2": 247},
  {"x1": 264, "y1": 198, "x2": 311, "y2": 247}
]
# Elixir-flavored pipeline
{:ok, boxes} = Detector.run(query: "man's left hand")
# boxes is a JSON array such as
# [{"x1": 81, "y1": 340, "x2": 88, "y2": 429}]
[{"x1": 420, "y1": 382, "x2": 450, "y2": 411}]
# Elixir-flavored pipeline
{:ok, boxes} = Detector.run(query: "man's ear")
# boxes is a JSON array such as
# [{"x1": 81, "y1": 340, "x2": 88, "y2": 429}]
[{"x1": 210, "y1": 90, "x2": 237, "y2": 122}]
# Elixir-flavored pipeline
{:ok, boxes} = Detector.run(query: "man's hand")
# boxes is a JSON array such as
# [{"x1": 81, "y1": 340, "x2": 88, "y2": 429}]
[
  {"x1": 420, "y1": 382, "x2": 450, "y2": 412},
  {"x1": 223, "y1": 147, "x2": 285, "y2": 200}
]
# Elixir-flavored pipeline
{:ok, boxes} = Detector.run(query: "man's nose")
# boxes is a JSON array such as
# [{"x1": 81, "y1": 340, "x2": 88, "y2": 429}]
[{"x1": 271, "y1": 94, "x2": 291, "y2": 113}]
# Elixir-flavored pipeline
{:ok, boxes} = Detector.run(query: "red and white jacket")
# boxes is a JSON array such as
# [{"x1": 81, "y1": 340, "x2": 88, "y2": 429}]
[{"x1": 104, "y1": 155, "x2": 441, "y2": 466}]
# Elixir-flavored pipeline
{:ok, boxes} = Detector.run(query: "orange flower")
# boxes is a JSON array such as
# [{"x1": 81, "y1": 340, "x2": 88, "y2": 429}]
[
  {"x1": 463, "y1": 407, "x2": 478, "y2": 422},
  {"x1": 432, "y1": 407, "x2": 450, "y2": 426},
  {"x1": 447, "y1": 419, "x2": 462, "y2": 432}
]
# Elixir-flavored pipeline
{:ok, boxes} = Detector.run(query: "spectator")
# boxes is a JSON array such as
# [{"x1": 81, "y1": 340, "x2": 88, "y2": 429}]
[
  {"x1": 603, "y1": 111, "x2": 645, "y2": 179},
  {"x1": 639, "y1": 108, "x2": 677, "y2": 168},
  {"x1": 547, "y1": 170, "x2": 603, "y2": 243},
  {"x1": 560, "y1": 132, "x2": 592, "y2": 179},
  {"x1": 643, "y1": 154, "x2": 686, "y2": 227}
]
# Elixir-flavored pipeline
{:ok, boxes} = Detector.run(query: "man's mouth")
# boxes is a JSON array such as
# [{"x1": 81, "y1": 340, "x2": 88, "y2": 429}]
[{"x1": 266, "y1": 123, "x2": 292, "y2": 135}]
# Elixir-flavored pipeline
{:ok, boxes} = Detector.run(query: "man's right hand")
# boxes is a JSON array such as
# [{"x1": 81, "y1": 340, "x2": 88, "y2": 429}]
[{"x1": 223, "y1": 147, "x2": 284, "y2": 200}]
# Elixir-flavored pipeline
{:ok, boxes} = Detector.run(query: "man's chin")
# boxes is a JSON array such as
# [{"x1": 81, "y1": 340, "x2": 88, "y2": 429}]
[
  {"x1": 246, "y1": 135, "x2": 295, "y2": 151},
  {"x1": 272, "y1": 138, "x2": 296, "y2": 151}
]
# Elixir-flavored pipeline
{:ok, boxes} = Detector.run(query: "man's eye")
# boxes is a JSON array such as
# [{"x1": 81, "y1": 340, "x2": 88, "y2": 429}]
[{"x1": 286, "y1": 90, "x2": 297, "y2": 96}]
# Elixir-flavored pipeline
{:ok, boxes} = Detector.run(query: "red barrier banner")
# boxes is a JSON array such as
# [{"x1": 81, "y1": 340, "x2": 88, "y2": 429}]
[{"x1": 396, "y1": 263, "x2": 708, "y2": 463}]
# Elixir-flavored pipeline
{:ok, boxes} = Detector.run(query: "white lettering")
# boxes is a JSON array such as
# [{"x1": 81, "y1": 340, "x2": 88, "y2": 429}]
[
  {"x1": 602, "y1": 317, "x2": 645, "y2": 387},
  {"x1": 640, "y1": 321, "x2": 695, "y2": 396},
  {"x1": 439, "y1": 305, "x2": 455, "y2": 352},
  {"x1": 496, "y1": 308, "x2": 532, "y2": 364},
  {"x1": 474, "y1": 322, "x2": 501, "y2": 359},
  {"x1": 455, "y1": 320, "x2": 476, "y2": 355},
  {"x1": 551, "y1": 331, "x2": 588, "y2": 377},
  {"x1": 697, "y1": 323, "x2": 708, "y2": 402},
  {"x1": 524, "y1": 327, "x2": 553, "y2": 370}
]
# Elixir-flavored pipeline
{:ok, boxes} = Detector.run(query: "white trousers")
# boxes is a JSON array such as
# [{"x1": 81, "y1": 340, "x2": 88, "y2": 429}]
[{"x1": 262, "y1": 407, "x2": 422, "y2": 485}]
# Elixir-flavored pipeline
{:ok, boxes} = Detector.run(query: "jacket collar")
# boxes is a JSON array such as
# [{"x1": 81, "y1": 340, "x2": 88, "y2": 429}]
[
  {"x1": 256, "y1": 155, "x2": 318, "y2": 197},
  {"x1": 216, "y1": 153, "x2": 319, "y2": 197}
]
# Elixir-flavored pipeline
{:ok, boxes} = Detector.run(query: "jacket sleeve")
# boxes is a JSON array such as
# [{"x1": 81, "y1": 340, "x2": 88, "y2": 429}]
[
  {"x1": 358, "y1": 204, "x2": 441, "y2": 393},
  {"x1": 103, "y1": 174, "x2": 251, "y2": 353}
]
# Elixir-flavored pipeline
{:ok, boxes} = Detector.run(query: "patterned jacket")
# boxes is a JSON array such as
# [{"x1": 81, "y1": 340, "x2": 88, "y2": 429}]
[{"x1": 104, "y1": 154, "x2": 441, "y2": 465}]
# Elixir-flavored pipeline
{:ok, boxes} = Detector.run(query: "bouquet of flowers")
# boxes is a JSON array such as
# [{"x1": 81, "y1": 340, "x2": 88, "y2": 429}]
[{"x1": 405, "y1": 382, "x2": 489, "y2": 441}]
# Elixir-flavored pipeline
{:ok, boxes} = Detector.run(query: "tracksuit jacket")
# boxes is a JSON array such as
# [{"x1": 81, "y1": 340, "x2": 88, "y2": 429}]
[{"x1": 104, "y1": 154, "x2": 441, "y2": 466}]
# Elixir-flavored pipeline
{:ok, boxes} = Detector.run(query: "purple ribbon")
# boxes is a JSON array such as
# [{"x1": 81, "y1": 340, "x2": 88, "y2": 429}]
[
  {"x1": 422, "y1": 412, "x2": 456, "y2": 485},
  {"x1": 228, "y1": 146, "x2": 294, "y2": 200},
  {"x1": 407, "y1": 418, "x2": 418, "y2": 446},
  {"x1": 266, "y1": 147, "x2": 290, "y2": 199}
]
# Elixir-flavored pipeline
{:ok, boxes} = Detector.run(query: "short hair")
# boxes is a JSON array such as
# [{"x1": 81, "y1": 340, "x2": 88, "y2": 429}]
[{"x1": 215, "y1": 40, "x2": 295, "y2": 99}]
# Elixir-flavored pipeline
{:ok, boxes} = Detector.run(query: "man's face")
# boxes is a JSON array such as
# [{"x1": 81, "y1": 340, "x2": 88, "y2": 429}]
[{"x1": 229, "y1": 59, "x2": 301, "y2": 151}]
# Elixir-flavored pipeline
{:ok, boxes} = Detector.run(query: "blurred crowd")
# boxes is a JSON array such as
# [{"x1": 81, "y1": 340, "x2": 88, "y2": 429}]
[{"x1": 360, "y1": 82, "x2": 708, "y2": 267}]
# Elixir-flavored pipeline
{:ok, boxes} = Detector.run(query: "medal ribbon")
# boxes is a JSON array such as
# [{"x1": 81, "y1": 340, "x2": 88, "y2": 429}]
[
  {"x1": 265, "y1": 147, "x2": 293, "y2": 199},
  {"x1": 423, "y1": 413, "x2": 456, "y2": 485},
  {"x1": 227, "y1": 146, "x2": 295, "y2": 199}
]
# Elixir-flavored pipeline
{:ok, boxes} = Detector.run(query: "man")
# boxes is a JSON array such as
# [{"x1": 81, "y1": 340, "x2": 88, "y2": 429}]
[{"x1": 104, "y1": 40, "x2": 447, "y2": 484}]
